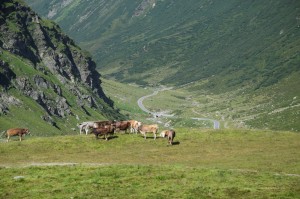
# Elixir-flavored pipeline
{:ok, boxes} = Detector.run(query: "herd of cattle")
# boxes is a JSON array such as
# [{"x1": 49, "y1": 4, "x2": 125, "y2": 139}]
[
  {"x1": 3, "y1": 120, "x2": 176, "y2": 145},
  {"x1": 77, "y1": 119, "x2": 176, "y2": 145}
]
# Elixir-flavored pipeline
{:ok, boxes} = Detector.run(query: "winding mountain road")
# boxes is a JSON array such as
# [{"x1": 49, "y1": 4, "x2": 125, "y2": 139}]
[
  {"x1": 137, "y1": 87, "x2": 220, "y2": 129},
  {"x1": 137, "y1": 87, "x2": 174, "y2": 117},
  {"x1": 137, "y1": 90, "x2": 159, "y2": 114}
]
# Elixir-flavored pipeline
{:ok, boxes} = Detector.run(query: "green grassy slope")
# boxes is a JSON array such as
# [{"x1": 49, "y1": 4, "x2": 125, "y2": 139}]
[
  {"x1": 0, "y1": 0, "x2": 124, "y2": 134},
  {"x1": 23, "y1": 0, "x2": 300, "y2": 131},
  {"x1": 0, "y1": 129, "x2": 299, "y2": 198},
  {"x1": 25, "y1": 0, "x2": 300, "y2": 89},
  {"x1": 102, "y1": 76, "x2": 300, "y2": 131}
]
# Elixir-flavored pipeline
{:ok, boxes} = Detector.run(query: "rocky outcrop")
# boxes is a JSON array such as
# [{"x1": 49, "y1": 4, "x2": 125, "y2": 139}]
[
  {"x1": 0, "y1": 92, "x2": 21, "y2": 115},
  {"x1": 134, "y1": 0, "x2": 156, "y2": 16},
  {"x1": 14, "y1": 75, "x2": 72, "y2": 118},
  {"x1": 0, "y1": 0, "x2": 116, "y2": 121},
  {"x1": 0, "y1": 60, "x2": 16, "y2": 90}
]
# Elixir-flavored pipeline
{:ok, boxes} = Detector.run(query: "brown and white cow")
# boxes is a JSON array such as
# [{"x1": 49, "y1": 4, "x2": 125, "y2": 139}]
[
  {"x1": 160, "y1": 130, "x2": 176, "y2": 145},
  {"x1": 115, "y1": 121, "x2": 131, "y2": 133},
  {"x1": 128, "y1": 120, "x2": 141, "y2": 134},
  {"x1": 138, "y1": 124, "x2": 159, "y2": 139},
  {"x1": 91, "y1": 124, "x2": 116, "y2": 141},
  {"x1": 6, "y1": 128, "x2": 30, "y2": 142}
]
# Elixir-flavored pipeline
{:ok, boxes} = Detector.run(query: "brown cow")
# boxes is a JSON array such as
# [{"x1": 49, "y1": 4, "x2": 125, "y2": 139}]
[
  {"x1": 91, "y1": 124, "x2": 115, "y2": 141},
  {"x1": 6, "y1": 128, "x2": 30, "y2": 142},
  {"x1": 128, "y1": 120, "x2": 141, "y2": 134},
  {"x1": 138, "y1": 124, "x2": 158, "y2": 140},
  {"x1": 160, "y1": 130, "x2": 176, "y2": 145},
  {"x1": 115, "y1": 121, "x2": 131, "y2": 133},
  {"x1": 93, "y1": 120, "x2": 114, "y2": 128}
]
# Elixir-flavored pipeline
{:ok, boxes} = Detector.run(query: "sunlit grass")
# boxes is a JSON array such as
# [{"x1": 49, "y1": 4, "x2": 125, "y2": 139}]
[
  {"x1": 0, "y1": 129, "x2": 299, "y2": 198},
  {"x1": 1, "y1": 165, "x2": 299, "y2": 199}
]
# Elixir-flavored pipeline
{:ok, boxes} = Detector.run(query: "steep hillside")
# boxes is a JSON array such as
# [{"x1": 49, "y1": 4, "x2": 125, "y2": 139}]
[
  {"x1": 0, "y1": 0, "x2": 124, "y2": 135},
  {"x1": 24, "y1": 0, "x2": 300, "y2": 131},
  {"x1": 25, "y1": 0, "x2": 300, "y2": 90}
]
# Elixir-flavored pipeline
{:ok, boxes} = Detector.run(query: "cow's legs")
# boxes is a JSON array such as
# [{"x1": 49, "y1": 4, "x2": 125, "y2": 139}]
[
  {"x1": 19, "y1": 134, "x2": 22, "y2": 142},
  {"x1": 6, "y1": 136, "x2": 10, "y2": 142},
  {"x1": 85, "y1": 126, "x2": 89, "y2": 135}
]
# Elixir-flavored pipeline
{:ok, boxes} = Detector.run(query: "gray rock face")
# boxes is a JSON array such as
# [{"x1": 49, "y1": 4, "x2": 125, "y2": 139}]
[
  {"x1": 0, "y1": 93, "x2": 21, "y2": 115},
  {"x1": 0, "y1": 1, "x2": 112, "y2": 99},
  {"x1": 14, "y1": 76, "x2": 72, "y2": 118},
  {"x1": 0, "y1": 60, "x2": 16, "y2": 89},
  {"x1": 34, "y1": 75, "x2": 50, "y2": 89},
  {"x1": 0, "y1": 1, "x2": 116, "y2": 120}
]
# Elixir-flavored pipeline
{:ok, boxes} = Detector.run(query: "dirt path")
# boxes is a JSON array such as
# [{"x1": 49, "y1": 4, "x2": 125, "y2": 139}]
[
  {"x1": 1, "y1": 162, "x2": 111, "y2": 168},
  {"x1": 3, "y1": 162, "x2": 300, "y2": 178}
]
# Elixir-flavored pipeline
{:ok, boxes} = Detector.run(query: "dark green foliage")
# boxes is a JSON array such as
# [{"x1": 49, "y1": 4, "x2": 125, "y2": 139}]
[
  {"x1": 12, "y1": 0, "x2": 300, "y2": 131},
  {"x1": 24, "y1": 0, "x2": 300, "y2": 93}
]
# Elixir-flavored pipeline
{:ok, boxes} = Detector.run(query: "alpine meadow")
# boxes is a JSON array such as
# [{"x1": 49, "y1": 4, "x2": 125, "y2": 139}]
[{"x1": 1, "y1": 0, "x2": 300, "y2": 198}]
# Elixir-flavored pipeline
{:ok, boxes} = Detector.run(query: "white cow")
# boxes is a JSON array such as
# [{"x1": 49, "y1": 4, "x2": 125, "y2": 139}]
[
  {"x1": 77, "y1": 121, "x2": 95, "y2": 135},
  {"x1": 128, "y1": 120, "x2": 142, "y2": 134}
]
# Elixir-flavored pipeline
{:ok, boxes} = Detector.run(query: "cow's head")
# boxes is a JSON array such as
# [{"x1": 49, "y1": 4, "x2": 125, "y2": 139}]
[
  {"x1": 25, "y1": 129, "x2": 30, "y2": 135},
  {"x1": 160, "y1": 131, "x2": 166, "y2": 137},
  {"x1": 111, "y1": 124, "x2": 116, "y2": 131},
  {"x1": 135, "y1": 122, "x2": 142, "y2": 129}
]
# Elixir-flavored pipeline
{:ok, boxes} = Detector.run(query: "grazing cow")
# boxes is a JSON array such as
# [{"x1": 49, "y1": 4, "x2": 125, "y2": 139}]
[
  {"x1": 138, "y1": 124, "x2": 159, "y2": 140},
  {"x1": 93, "y1": 120, "x2": 114, "y2": 128},
  {"x1": 78, "y1": 121, "x2": 95, "y2": 135},
  {"x1": 160, "y1": 130, "x2": 176, "y2": 145},
  {"x1": 115, "y1": 121, "x2": 131, "y2": 133},
  {"x1": 91, "y1": 124, "x2": 115, "y2": 141},
  {"x1": 6, "y1": 128, "x2": 30, "y2": 142},
  {"x1": 128, "y1": 120, "x2": 141, "y2": 134},
  {"x1": 78, "y1": 120, "x2": 114, "y2": 135}
]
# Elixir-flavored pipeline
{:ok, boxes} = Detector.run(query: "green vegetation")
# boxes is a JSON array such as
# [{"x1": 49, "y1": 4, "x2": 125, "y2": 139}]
[
  {"x1": 23, "y1": 0, "x2": 300, "y2": 131},
  {"x1": 102, "y1": 76, "x2": 300, "y2": 131},
  {"x1": 24, "y1": 0, "x2": 300, "y2": 90},
  {"x1": 102, "y1": 78, "x2": 150, "y2": 118},
  {"x1": 0, "y1": 129, "x2": 299, "y2": 198},
  {"x1": 1, "y1": 1, "x2": 298, "y2": 196},
  {"x1": 0, "y1": 0, "x2": 124, "y2": 134}
]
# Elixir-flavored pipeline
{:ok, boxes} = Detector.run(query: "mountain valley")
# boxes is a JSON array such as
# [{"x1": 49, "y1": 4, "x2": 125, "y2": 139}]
[{"x1": 1, "y1": 0, "x2": 299, "y2": 132}]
